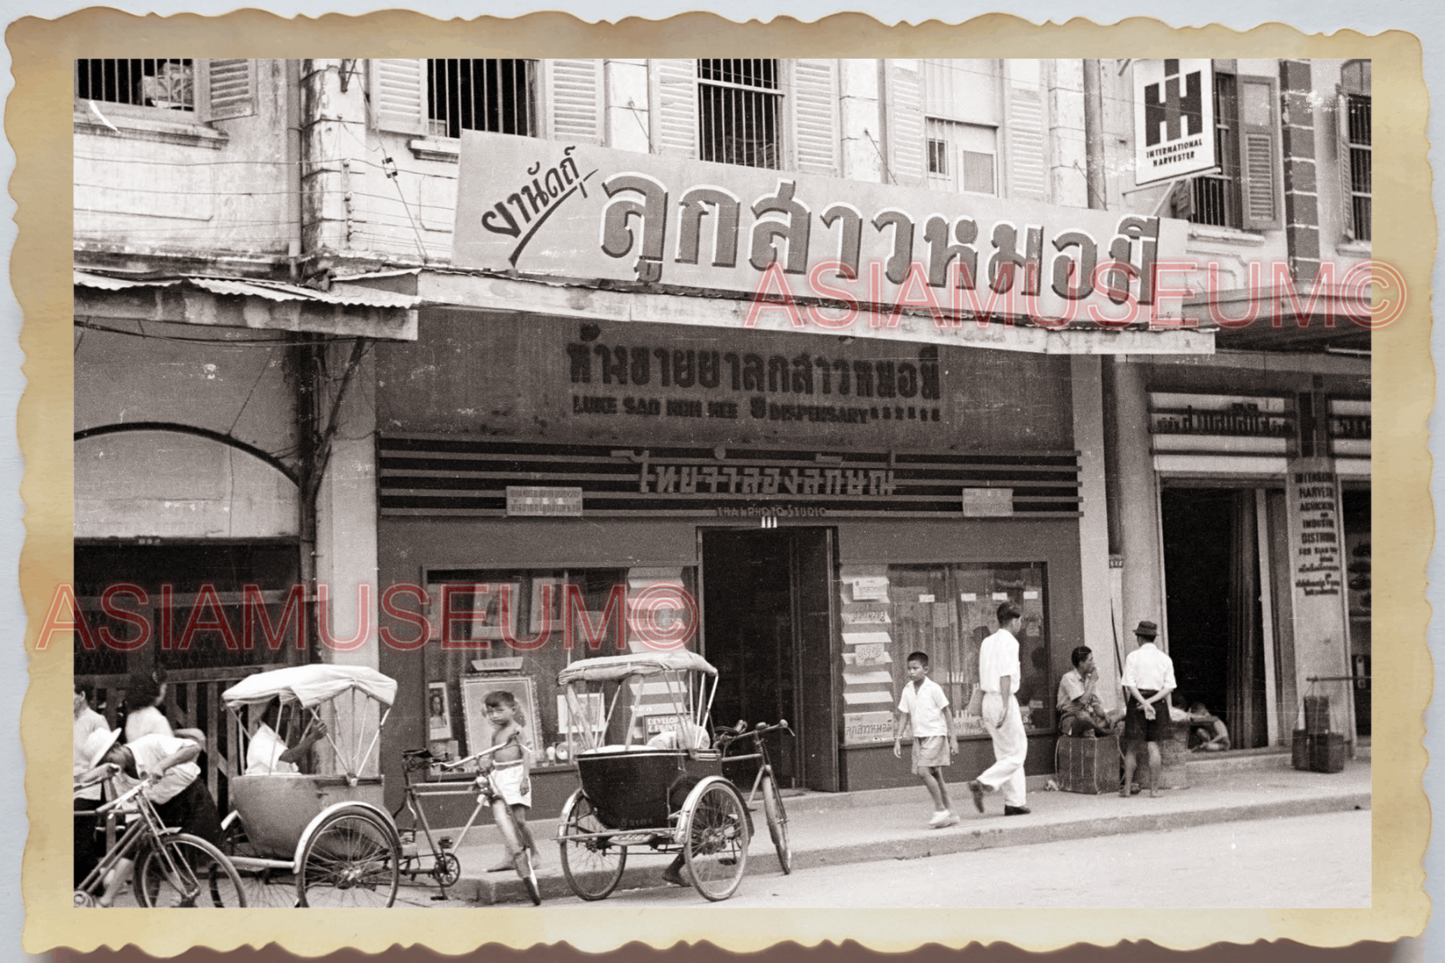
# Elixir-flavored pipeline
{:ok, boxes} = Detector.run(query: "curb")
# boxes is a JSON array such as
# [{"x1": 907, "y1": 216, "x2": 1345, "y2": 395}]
[{"x1": 461, "y1": 781, "x2": 1370, "y2": 905}]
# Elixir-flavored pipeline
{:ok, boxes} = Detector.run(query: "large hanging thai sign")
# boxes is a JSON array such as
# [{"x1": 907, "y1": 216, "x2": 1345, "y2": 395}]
[
  {"x1": 1132, "y1": 59, "x2": 1217, "y2": 186},
  {"x1": 453, "y1": 132, "x2": 1189, "y2": 327}
]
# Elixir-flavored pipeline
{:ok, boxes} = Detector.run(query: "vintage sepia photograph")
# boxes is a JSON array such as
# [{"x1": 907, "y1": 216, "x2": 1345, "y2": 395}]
[{"x1": 26, "y1": 10, "x2": 1430, "y2": 959}]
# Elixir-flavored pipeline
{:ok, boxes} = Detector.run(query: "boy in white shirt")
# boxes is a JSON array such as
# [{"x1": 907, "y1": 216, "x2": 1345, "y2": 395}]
[{"x1": 892, "y1": 651, "x2": 960, "y2": 828}]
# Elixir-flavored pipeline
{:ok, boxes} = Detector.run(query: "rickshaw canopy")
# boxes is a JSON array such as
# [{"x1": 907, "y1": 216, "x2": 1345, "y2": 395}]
[
  {"x1": 222, "y1": 664, "x2": 398, "y2": 711},
  {"x1": 557, "y1": 650, "x2": 717, "y2": 686}
]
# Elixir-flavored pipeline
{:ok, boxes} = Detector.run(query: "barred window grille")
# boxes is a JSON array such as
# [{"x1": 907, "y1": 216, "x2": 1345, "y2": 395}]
[
  {"x1": 697, "y1": 59, "x2": 781, "y2": 169},
  {"x1": 1346, "y1": 94, "x2": 1371, "y2": 241},
  {"x1": 75, "y1": 59, "x2": 194, "y2": 111},
  {"x1": 1191, "y1": 72, "x2": 1240, "y2": 228},
  {"x1": 427, "y1": 59, "x2": 535, "y2": 139}
]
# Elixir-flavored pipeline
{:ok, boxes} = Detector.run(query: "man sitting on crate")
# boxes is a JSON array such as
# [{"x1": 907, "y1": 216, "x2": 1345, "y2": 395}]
[{"x1": 1056, "y1": 646, "x2": 1125, "y2": 737}]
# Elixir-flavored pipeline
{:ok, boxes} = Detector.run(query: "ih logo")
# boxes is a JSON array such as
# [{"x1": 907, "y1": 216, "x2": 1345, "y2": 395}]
[{"x1": 1143, "y1": 59, "x2": 1204, "y2": 147}]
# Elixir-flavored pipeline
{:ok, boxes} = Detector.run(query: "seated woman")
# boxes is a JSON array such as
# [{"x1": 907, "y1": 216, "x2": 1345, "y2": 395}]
[
  {"x1": 1188, "y1": 701, "x2": 1231, "y2": 752},
  {"x1": 245, "y1": 699, "x2": 328, "y2": 775}
]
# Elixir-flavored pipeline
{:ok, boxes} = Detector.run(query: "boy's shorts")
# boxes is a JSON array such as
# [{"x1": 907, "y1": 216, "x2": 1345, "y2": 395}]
[
  {"x1": 911, "y1": 735, "x2": 952, "y2": 774},
  {"x1": 480, "y1": 761, "x2": 532, "y2": 808}
]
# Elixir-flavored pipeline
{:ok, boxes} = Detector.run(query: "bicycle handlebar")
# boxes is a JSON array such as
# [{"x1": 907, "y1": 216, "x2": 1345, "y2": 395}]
[{"x1": 714, "y1": 719, "x2": 794, "y2": 748}]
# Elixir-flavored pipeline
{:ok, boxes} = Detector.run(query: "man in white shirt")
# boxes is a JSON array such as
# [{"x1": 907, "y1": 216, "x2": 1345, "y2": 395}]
[
  {"x1": 73, "y1": 683, "x2": 109, "y2": 886},
  {"x1": 967, "y1": 602, "x2": 1031, "y2": 816},
  {"x1": 1120, "y1": 620, "x2": 1177, "y2": 798}
]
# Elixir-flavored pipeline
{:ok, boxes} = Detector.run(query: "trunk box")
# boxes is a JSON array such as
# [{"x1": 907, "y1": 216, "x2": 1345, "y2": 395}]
[
  {"x1": 1292, "y1": 730, "x2": 1346, "y2": 773},
  {"x1": 1055, "y1": 731, "x2": 1120, "y2": 794}
]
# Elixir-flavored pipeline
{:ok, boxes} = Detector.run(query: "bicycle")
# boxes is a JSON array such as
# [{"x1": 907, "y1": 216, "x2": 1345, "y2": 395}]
[
  {"x1": 715, "y1": 719, "x2": 795, "y2": 874},
  {"x1": 393, "y1": 741, "x2": 541, "y2": 905},
  {"x1": 74, "y1": 764, "x2": 246, "y2": 908}
]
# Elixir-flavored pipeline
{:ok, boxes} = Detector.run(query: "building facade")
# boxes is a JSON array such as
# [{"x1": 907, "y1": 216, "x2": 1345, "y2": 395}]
[{"x1": 74, "y1": 57, "x2": 1368, "y2": 818}]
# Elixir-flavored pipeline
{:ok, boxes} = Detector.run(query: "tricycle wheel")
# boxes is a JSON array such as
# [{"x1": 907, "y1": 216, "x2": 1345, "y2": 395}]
[
  {"x1": 761, "y1": 770, "x2": 792, "y2": 875},
  {"x1": 558, "y1": 790, "x2": 626, "y2": 901},
  {"x1": 297, "y1": 807, "x2": 400, "y2": 907},
  {"x1": 432, "y1": 851, "x2": 461, "y2": 888},
  {"x1": 683, "y1": 781, "x2": 749, "y2": 901}
]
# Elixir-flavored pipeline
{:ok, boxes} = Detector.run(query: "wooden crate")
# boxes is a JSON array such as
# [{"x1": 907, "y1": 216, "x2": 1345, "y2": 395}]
[{"x1": 1055, "y1": 732, "x2": 1120, "y2": 794}]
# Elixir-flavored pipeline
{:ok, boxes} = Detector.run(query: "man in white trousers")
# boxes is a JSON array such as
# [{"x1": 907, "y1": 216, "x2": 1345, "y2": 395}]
[{"x1": 968, "y1": 601, "x2": 1031, "y2": 816}]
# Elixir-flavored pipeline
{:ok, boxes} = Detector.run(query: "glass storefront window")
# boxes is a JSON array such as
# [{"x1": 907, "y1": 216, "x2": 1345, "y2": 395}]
[
  {"x1": 840, "y1": 562, "x2": 1050, "y2": 746},
  {"x1": 420, "y1": 566, "x2": 698, "y2": 766}
]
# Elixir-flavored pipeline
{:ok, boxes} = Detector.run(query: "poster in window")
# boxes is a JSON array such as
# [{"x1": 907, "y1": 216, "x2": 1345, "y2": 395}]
[
  {"x1": 530, "y1": 577, "x2": 565, "y2": 634},
  {"x1": 428, "y1": 581, "x2": 521, "y2": 640},
  {"x1": 556, "y1": 692, "x2": 605, "y2": 737},
  {"x1": 426, "y1": 681, "x2": 453, "y2": 742},
  {"x1": 461, "y1": 675, "x2": 541, "y2": 763}
]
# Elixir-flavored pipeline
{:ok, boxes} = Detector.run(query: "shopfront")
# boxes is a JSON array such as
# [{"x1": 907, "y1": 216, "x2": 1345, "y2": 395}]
[
  {"x1": 370, "y1": 311, "x2": 1092, "y2": 816},
  {"x1": 1141, "y1": 358, "x2": 1370, "y2": 749}
]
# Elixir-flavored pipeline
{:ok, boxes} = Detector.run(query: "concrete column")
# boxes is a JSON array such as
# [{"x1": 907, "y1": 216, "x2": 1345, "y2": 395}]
[
  {"x1": 838, "y1": 59, "x2": 883, "y2": 183},
  {"x1": 1279, "y1": 60, "x2": 1320, "y2": 285},
  {"x1": 1110, "y1": 358, "x2": 1165, "y2": 651},
  {"x1": 1071, "y1": 355, "x2": 1121, "y2": 710},
  {"x1": 604, "y1": 59, "x2": 650, "y2": 153},
  {"x1": 1049, "y1": 60, "x2": 1088, "y2": 208},
  {"x1": 312, "y1": 346, "x2": 382, "y2": 775},
  {"x1": 300, "y1": 59, "x2": 365, "y2": 258}
]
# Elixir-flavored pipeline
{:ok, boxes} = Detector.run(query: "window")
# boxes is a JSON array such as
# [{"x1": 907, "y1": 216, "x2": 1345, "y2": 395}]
[
  {"x1": 1340, "y1": 60, "x2": 1371, "y2": 242},
  {"x1": 426, "y1": 59, "x2": 535, "y2": 139},
  {"x1": 415, "y1": 567, "x2": 699, "y2": 764},
  {"x1": 1186, "y1": 67, "x2": 1279, "y2": 232},
  {"x1": 697, "y1": 59, "x2": 781, "y2": 169},
  {"x1": 1190, "y1": 73, "x2": 1240, "y2": 227},
  {"x1": 838, "y1": 562, "x2": 1052, "y2": 746},
  {"x1": 925, "y1": 119, "x2": 997, "y2": 195},
  {"x1": 75, "y1": 59, "x2": 194, "y2": 111},
  {"x1": 920, "y1": 60, "x2": 1002, "y2": 196}
]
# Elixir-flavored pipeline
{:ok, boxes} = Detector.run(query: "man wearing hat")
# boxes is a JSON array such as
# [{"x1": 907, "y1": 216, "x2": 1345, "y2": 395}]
[
  {"x1": 79, "y1": 726, "x2": 220, "y2": 906},
  {"x1": 1120, "y1": 620, "x2": 1177, "y2": 798}
]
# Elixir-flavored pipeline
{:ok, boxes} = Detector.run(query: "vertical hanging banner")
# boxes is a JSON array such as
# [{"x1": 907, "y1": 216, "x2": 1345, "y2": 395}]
[{"x1": 1133, "y1": 59, "x2": 1216, "y2": 186}]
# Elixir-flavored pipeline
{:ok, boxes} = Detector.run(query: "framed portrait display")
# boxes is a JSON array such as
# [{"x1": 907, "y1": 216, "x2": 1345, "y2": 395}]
[
  {"x1": 427, "y1": 580, "x2": 522, "y2": 641},
  {"x1": 461, "y1": 675, "x2": 541, "y2": 762},
  {"x1": 556, "y1": 691, "x2": 605, "y2": 738},
  {"x1": 426, "y1": 680, "x2": 453, "y2": 742}
]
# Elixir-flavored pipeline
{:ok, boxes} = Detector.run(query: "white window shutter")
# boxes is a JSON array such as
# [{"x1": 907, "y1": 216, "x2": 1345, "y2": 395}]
[
  {"x1": 1006, "y1": 86, "x2": 1046, "y2": 201},
  {"x1": 790, "y1": 59, "x2": 839, "y2": 176},
  {"x1": 198, "y1": 59, "x2": 257, "y2": 122},
  {"x1": 885, "y1": 61, "x2": 925, "y2": 187},
  {"x1": 369, "y1": 59, "x2": 427, "y2": 135},
  {"x1": 1237, "y1": 76, "x2": 1280, "y2": 232},
  {"x1": 543, "y1": 59, "x2": 602, "y2": 144},
  {"x1": 1336, "y1": 90, "x2": 1354, "y2": 241},
  {"x1": 651, "y1": 59, "x2": 697, "y2": 157}
]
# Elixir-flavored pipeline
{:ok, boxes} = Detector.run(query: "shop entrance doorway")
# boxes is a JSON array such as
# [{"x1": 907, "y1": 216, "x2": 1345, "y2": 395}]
[
  {"x1": 1160, "y1": 488, "x2": 1273, "y2": 750},
  {"x1": 701, "y1": 528, "x2": 838, "y2": 791}
]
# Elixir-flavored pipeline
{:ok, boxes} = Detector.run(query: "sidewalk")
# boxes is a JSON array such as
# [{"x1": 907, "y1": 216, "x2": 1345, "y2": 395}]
[{"x1": 398, "y1": 747, "x2": 1372, "y2": 906}]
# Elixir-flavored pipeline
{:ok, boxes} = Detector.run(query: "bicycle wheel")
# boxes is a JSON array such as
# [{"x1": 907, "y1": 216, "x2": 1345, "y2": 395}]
[
  {"x1": 222, "y1": 821, "x2": 297, "y2": 907},
  {"x1": 683, "y1": 781, "x2": 749, "y2": 902},
  {"x1": 760, "y1": 770, "x2": 792, "y2": 875},
  {"x1": 558, "y1": 791, "x2": 626, "y2": 901},
  {"x1": 134, "y1": 834, "x2": 247, "y2": 908},
  {"x1": 296, "y1": 807, "x2": 400, "y2": 908}
]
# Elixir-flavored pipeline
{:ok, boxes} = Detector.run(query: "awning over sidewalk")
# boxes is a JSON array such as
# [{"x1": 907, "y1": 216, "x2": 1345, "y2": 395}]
[
  {"x1": 340, "y1": 268, "x2": 1216, "y2": 356},
  {"x1": 73, "y1": 270, "x2": 419, "y2": 341}
]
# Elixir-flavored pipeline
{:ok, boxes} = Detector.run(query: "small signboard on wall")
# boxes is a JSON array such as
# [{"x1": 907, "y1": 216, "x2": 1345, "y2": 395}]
[
  {"x1": 963, "y1": 488, "x2": 1013, "y2": 517},
  {"x1": 844, "y1": 711, "x2": 895, "y2": 744}
]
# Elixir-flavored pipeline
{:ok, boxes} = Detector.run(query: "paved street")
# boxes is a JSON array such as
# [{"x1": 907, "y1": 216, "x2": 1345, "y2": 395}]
[{"x1": 459, "y1": 809, "x2": 1369, "y2": 910}]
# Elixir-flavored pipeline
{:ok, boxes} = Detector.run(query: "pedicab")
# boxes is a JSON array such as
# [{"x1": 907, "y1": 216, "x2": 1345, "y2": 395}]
[
  {"x1": 220, "y1": 664, "x2": 403, "y2": 907},
  {"x1": 554, "y1": 650, "x2": 791, "y2": 902}
]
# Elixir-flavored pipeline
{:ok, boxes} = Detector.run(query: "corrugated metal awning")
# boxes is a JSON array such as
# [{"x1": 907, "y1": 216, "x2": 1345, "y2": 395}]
[{"x1": 73, "y1": 271, "x2": 419, "y2": 341}]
